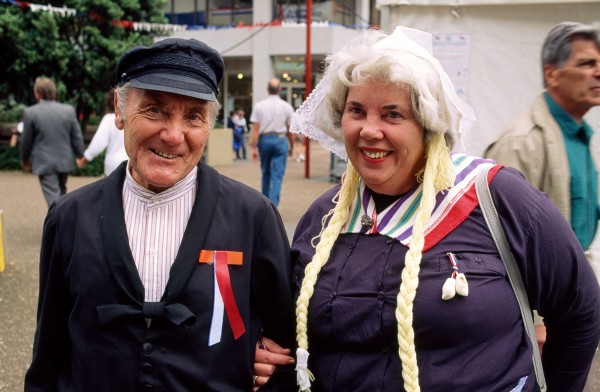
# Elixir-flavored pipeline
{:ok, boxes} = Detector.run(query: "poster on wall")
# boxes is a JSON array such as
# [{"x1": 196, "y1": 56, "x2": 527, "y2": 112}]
[{"x1": 432, "y1": 33, "x2": 471, "y2": 100}]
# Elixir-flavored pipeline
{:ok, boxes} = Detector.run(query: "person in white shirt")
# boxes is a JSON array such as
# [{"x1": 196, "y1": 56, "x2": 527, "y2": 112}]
[{"x1": 77, "y1": 89, "x2": 128, "y2": 176}]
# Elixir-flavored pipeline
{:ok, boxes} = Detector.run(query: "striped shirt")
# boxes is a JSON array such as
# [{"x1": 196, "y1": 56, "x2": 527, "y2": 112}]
[{"x1": 122, "y1": 166, "x2": 198, "y2": 302}]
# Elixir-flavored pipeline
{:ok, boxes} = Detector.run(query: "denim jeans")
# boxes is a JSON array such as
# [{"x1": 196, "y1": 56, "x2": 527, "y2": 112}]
[{"x1": 258, "y1": 134, "x2": 288, "y2": 206}]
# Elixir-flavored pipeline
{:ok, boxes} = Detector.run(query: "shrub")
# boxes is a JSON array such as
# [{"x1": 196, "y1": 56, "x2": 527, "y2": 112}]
[
  {"x1": 71, "y1": 151, "x2": 105, "y2": 177},
  {"x1": 0, "y1": 145, "x2": 21, "y2": 170},
  {"x1": 0, "y1": 104, "x2": 27, "y2": 122},
  {"x1": 0, "y1": 145, "x2": 104, "y2": 177}
]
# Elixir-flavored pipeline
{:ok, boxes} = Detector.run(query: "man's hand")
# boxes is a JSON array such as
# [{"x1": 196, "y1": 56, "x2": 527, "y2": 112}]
[
  {"x1": 251, "y1": 146, "x2": 259, "y2": 163},
  {"x1": 21, "y1": 161, "x2": 30, "y2": 172},
  {"x1": 76, "y1": 156, "x2": 88, "y2": 169},
  {"x1": 253, "y1": 336, "x2": 295, "y2": 391}
]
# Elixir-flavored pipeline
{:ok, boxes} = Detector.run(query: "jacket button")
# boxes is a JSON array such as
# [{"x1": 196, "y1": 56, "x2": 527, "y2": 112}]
[
  {"x1": 142, "y1": 362, "x2": 153, "y2": 374},
  {"x1": 377, "y1": 291, "x2": 385, "y2": 300},
  {"x1": 143, "y1": 385, "x2": 153, "y2": 391},
  {"x1": 143, "y1": 342, "x2": 153, "y2": 354}
]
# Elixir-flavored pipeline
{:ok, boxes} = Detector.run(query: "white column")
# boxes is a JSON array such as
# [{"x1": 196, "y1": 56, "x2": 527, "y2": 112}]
[
  {"x1": 380, "y1": 5, "x2": 391, "y2": 32},
  {"x1": 253, "y1": 1, "x2": 272, "y2": 24},
  {"x1": 358, "y1": 0, "x2": 370, "y2": 27}
]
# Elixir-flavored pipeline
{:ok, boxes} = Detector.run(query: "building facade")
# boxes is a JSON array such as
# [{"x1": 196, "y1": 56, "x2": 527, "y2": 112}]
[
  {"x1": 163, "y1": 1, "x2": 379, "y2": 123},
  {"x1": 376, "y1": 0, "x2": 600, "y2": 156}
]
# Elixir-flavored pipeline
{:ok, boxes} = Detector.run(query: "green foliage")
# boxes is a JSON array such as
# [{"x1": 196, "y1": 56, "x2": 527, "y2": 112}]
[
  {"x1": 0, "y1": 0, "x2": 168, "y2": 124},
  {"x1": 0, "y1": 144, "x2": 105, "y2": 176},
  {"x1": 0, "y1": 144, "x2": 21, "y2": 170},
  {"x1": 71, "y1": 150, "x2": 105, "y2": 177},
  {"x1": 0, "y1": 103, "x2": 26, "y2": 122},
  {"x1": 0, "y1": 0, "x2": 167, "y2": 176}
]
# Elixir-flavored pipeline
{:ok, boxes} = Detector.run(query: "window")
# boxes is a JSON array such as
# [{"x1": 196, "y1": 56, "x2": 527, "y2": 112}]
[{"x1": 207, "y1": 0, "x2": 253, "y2": 26}]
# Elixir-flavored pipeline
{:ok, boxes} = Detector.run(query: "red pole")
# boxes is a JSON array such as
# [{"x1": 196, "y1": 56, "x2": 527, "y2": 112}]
[{"x1": 304, "y1": 0, "x2": 312, "y2": 179}]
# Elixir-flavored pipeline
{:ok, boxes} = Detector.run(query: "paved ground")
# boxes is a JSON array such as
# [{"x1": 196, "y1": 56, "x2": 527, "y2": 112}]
[
  {"x1": 0, "y1": 140, "x2": 598, "y2": 391},
  {"x1": 0, "y1": 141, "x2": 334, "y2": 391}
]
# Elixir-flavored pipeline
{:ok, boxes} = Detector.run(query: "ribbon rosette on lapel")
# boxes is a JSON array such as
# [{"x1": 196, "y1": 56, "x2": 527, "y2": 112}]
[{"x1": 199, "y1": 250, "x2": 246, "y2": 345}]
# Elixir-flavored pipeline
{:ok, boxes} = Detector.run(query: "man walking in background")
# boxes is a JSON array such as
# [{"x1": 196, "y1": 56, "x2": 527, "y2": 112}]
[
  {"x1": 20, "y1": 76, "x2": 85, "y2": 207},
  {"x1": 250, "y1": 78, "x2": 294, "y2": 207}
]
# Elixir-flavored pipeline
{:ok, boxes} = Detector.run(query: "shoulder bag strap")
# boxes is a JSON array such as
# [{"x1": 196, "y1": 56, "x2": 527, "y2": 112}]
[{"x1": 475, "y1": 166, "x2": 547, "y2": 392}]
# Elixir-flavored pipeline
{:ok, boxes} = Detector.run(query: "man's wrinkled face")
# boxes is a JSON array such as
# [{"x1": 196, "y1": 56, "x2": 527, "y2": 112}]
[
  {"x1": 115, "y1": 88, "x2": 211, "y2": 193},
  {"x1": 545, "y1": 37, "x2": 600, "y2": 120}
]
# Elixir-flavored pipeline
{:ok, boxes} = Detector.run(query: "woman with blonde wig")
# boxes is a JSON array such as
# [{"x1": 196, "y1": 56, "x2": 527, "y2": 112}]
[{"x1": 284, "y1": 27, "x2": 599, "y2": 392}]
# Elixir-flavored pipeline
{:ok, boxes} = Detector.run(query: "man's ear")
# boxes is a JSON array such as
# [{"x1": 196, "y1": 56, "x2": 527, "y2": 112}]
[
  {"x1": 543, "y1": 64, "x2": 558, "y2": 88},
  {"x1": 114, "y1": 92, "x2": 125, "y2": 130}
]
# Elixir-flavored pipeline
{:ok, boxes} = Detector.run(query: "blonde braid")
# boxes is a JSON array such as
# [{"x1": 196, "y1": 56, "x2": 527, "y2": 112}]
[
  {"x1": 295, "y1": 162, "x2": 360, "y2": 391},
  {"x1": 396, "y1": 133, "x2": 454, "y2": 391}
]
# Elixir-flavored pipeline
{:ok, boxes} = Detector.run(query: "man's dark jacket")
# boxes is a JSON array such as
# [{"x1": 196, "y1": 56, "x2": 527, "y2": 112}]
[{"x1": 24, "y1": 161, "x2": 296, "y2": 391}]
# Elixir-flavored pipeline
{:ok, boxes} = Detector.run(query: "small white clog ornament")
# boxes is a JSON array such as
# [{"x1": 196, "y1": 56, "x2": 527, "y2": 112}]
[
  {"x1": 442, "y1": 277, "x2": 457, "y2": 300},
  {"x1": 442, "y1": 252, "x2": 469, "y2": 301},
  {"x1": 455, "y1": 273, "x2": 469, "y2": 297}
]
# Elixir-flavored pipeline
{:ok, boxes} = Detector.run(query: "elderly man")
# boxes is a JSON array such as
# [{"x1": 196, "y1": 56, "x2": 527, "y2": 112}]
[
  {"x1": 486, "y1": 21, "x2": 600, "y2": 257},
  {"x1": 485, "y1": 22, "x2": 600, "y2": 387},
  {"x1": 24, "y1": 39, "x2": 295, "y2": 392}
]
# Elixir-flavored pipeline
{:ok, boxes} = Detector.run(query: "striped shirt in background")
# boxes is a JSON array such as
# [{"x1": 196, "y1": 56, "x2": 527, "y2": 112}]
[{"x1": 122, "y1": 166, "x2": 198, "y2": 302}]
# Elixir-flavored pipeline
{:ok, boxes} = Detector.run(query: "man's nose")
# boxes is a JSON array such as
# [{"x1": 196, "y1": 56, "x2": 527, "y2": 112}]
[{"x1": 160, "y1": 120, "x2": 186, "y2": 145}]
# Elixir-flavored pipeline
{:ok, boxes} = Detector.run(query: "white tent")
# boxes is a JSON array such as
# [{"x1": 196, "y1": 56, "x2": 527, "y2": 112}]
[{"x1": 377, "y1": 0, "x2": 600, "y2": 156}]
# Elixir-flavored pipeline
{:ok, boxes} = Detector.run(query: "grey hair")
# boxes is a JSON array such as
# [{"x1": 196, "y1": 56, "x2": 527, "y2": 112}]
[
  {"x1": 542, "y1": 21, "x2": 600, "y2": 87},
  {"x1": 321, "y1": 29, "x2": 456, "y2": 150},
  {"x1": 115, "y1": 83, "x2": 221, "y2": 128}
]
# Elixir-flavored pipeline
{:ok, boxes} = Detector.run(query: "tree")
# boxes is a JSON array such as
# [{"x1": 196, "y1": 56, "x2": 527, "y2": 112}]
[{"x1": 0, "y1": 0, "x2": 168, "y2": 128}]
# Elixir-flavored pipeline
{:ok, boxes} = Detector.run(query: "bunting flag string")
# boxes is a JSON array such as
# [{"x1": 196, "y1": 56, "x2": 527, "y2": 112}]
[
  {"x1": 28, "y1": 3, "x2": 75, "y2": 17},
  {"x1": 1, "y1": 0, "x2": 373, "y2": 33},
  {"x1": 0, "y1": 0, "x2": 187, "y2": 32}
]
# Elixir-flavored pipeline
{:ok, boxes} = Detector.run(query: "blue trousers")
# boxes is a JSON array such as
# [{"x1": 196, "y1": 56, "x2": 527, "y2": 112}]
[{"x1": 258, "y1": 134, "x2": 288, "y2": 206}]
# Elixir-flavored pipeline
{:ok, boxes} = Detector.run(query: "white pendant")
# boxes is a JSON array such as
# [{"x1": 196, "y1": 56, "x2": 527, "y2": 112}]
[
  {"x1": 442, "y1": 277, "x2": 456, "y2": 300},
  {"x1": 455, "y1": 273, "x2": 469, "y2": 296}
]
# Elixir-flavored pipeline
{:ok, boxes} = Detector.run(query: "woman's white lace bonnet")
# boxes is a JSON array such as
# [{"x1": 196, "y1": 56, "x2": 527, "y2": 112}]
[{"x1": 289, "y1": 26, "x2": 475, "y2": 160}]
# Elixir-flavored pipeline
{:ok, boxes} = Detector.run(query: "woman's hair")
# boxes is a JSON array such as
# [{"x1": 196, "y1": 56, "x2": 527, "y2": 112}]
[
  {"x1": 295, "y1": 28, "x2": 456, "y2": 391},
  {"x1": 318, "y1": 29, "x2": 456, "y2": 151},
  {"x1": 115, "y1": 83, "x2": 221, "y2": 127}
]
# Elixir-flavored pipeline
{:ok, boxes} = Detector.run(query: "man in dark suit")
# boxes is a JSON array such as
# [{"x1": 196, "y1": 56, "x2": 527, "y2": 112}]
[
  {"x1": 20, "y1": 76, "x2": 85, "y2": 207},
  {"x1": 24, "y1": 39, "x2": 296, "y2": 392}
]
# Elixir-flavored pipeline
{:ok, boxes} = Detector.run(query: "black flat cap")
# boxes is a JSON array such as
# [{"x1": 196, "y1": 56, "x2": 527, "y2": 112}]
[{"x1": 116, "y1": 38, "x2": 224, "y2": 101}]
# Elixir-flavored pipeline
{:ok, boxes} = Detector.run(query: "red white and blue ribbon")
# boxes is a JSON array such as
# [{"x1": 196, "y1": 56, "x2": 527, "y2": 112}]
[{"x1": 199, "y1": 250, "x2": 246, "y2": 346}]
